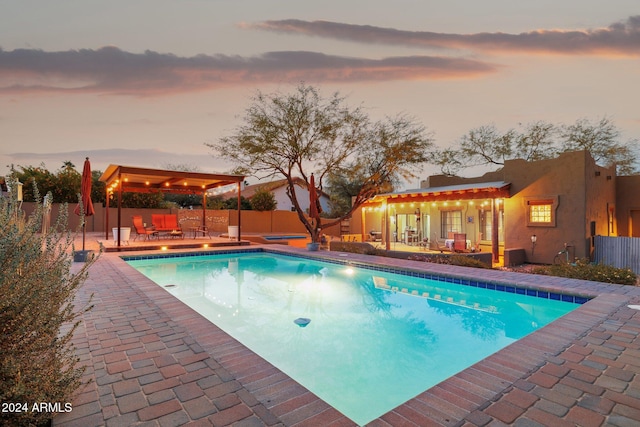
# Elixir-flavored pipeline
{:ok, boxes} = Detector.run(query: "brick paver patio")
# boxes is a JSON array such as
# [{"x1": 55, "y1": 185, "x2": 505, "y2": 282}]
[{"x1": 54, "y1": 237, "x2": 640, "y2": 426}]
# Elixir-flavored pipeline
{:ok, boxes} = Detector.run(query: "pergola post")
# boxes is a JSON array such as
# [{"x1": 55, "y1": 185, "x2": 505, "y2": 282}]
[
  {"x1": 117, "y1": 172, "x2": 122, "y2": 250},
  {"x1": 383, "y1": 201, "x2": 390, "y2": 251},
  {"x1": 105, "y1": 185, "x2": 110, "y2": 240},
  {"x1": 383, "y1": 203, "x2": 392, "y2": 251},
  {"x1": 202, "y1": 191, "x2": 207, "y2": 228},
  {"x1": 492, "y1": 198, "x2": 499, "y2": 263},
  {"x1": 237, "y1": 181, "x2": 241, "y2": 242}
]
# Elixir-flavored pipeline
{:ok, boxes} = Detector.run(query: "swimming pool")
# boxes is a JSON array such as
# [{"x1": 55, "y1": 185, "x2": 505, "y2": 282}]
[{"x1": 125, "y1": 251, "x2": 581, "y2": 425}]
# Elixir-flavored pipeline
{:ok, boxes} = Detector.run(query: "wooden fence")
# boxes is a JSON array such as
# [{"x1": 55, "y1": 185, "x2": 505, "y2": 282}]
[{"x1": 593, "y1": 235, "x2": 640, "y2": 274}]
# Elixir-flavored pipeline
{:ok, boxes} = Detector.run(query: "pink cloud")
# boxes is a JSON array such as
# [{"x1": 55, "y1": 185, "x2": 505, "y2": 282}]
[
  {"x1": 0, "y1": 47, "x2": 496, "y2": 96},
  {"x1": 248, "y1": 16, "x2": 640, "y2": 57}
]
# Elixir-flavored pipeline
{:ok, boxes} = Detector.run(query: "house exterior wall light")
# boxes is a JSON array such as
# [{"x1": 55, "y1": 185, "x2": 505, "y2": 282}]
[{"x1": 531, "y1": 234, "x2": 537, "y2": 255}]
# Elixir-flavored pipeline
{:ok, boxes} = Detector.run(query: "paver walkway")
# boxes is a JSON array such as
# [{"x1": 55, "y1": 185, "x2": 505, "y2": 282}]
[
  {"x1": 54, "y1": 243, "x2": 640, "y2": 426},
  {"x1": 55, "y1": 251, "x2": 284, "y2": 427}
]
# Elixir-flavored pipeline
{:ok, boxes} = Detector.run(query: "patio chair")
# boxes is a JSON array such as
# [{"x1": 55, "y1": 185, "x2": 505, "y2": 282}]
[
  {"x1": 432, "y1": 232, "x2": 450, "y2": 253},
  {"x1": 418, "y1": 237, "x2": 429, "y2": 251},
  {"x1": 453, "y1": 233, "x2": 467, "y2": 253},
  {"x1": 132, "y1": 215, "x2": 158, "y2": 241}
]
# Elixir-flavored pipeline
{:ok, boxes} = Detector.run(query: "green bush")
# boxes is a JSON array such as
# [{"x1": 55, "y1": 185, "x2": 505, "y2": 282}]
[
  {"x1": 0, "y1": 180, "x2": 95, "y2": 426},
  {"x1": 531, "y1": 258, "x2": 637, "y2": 285},
  {"x1": 250, "y1": 188, "x2": 277, "y2": 211}
]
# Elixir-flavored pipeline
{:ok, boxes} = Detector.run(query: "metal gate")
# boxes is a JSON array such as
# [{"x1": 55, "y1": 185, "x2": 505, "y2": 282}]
[{"x1": 593, "y1": 235, "x2": 640, "y2": 274}]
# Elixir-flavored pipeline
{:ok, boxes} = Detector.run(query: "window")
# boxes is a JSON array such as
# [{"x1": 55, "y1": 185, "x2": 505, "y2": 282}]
[
  {"x1": 441, "y1": 210, "x2": 462, "y2": 238},
  {"x1": 530, "y1": 203, "x2": 552, "y2": 223},
  {"x1": 608, "y1": 205, "x2": 615, "y2": 235},
  {"x1": 526, "y1": 197, "x2": 558, "y2": 227}
]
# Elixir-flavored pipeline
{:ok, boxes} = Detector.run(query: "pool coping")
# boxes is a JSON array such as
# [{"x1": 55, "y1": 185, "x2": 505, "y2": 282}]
[{"x1": 57, "y1": 245, "x2": 640, "y2": 426}]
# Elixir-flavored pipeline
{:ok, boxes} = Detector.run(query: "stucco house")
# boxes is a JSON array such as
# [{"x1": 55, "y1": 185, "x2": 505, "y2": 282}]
[
  {"x1": 351, "y1": 150, "x2": 632, "y2": 265},
  {"x1": 218, "y1": 177, "x2": 332, "y2": 213}
]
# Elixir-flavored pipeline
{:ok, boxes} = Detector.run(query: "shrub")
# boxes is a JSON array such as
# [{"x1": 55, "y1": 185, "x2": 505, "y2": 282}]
[
  {"x1": 408, "y1": 254, "x2": 490, "y2": 269},
  {"x1": 531, "y1": 258, "x2": 637, "y2": 285},
  {"x1": 0, "y1": 179, "x2": 95, "y2": 426},
  {"x1": 250, "y1": 188, "x2": 277, "y2": 211},
  {"x1": 330, "y1": 241, "x2": 379, "y2": 255}
]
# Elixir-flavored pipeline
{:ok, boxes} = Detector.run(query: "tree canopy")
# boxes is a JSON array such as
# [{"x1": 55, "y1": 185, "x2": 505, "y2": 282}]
[
  {"x1": 431, "y1": 117, "x2": 638, "y2": 176},
  {"x1": 12, "y1": 162, "x2": 163, "y2": 208},
  {"x1": 206, "y1": 83, "x2": 434, "y2": 242},
  {"x1": 250, "y1": 187, "x2": 277, "y2": 211}
]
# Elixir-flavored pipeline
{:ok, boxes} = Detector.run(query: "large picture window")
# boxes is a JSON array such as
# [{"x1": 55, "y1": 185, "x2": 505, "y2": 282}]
[{"x1": 440, "y1": 210, "x2": 462, "y2": 238}]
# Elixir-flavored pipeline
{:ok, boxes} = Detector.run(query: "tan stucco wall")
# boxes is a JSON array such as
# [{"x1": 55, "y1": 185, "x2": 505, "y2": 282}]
[
  {"x1": 503, "y1": 151, "x2": 615, "y2": 263},
  {"x1": 616, "y1": 175, "x2": 640, "y2": 237}
]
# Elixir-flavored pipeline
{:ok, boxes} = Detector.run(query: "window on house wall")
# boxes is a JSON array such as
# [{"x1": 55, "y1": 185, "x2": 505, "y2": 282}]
[
  {"x1": 440, "y1": 210, "x2": 462, "y2": 238},
  {"x1": 526, "y1": 197, "x2": 557, "y2": 227},
  {"x1": 608, "y1": 205, "x2": 615, "y2": 235},
  {"x1": 530, "y1": 204, "x2": 552, "y2": 223}
]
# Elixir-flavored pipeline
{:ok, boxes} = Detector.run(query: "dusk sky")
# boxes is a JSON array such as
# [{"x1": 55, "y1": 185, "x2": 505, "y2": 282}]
[{"x1": 1, "y1": 1, "x2": 639, "y2": 188}]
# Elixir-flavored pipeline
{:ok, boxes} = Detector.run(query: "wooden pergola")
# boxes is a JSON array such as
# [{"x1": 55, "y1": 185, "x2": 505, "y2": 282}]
[{"x1": 99, "y1": 165, "x2": 245, "y2": 249}]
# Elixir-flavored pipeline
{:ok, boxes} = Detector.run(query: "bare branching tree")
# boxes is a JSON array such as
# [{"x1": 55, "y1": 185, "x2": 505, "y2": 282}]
[
  {"x1": 432, "y1": 117, "x2": 637, "y2": 176},
  {"x1": 206, "y1": 84, "x2": 434, "y2": 243}
]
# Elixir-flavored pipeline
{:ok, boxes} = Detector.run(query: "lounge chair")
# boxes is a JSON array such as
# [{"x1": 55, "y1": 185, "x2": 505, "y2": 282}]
[{"x1": 132, "y1": 215, "x2": 158, "y2": 241}]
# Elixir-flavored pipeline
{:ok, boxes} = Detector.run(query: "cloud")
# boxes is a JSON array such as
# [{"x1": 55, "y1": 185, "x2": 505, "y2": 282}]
[
  {"x1": 0, "y1": 47, "x2": 496, "y2": 96},
  {"x1": 248, "y1": 16, "x2": 640, "y2": 57}
]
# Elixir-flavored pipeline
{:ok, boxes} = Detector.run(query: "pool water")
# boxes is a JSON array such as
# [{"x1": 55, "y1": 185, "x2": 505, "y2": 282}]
[{"x1": 126, "y1": 252, "x2": 579, "y2": 425}]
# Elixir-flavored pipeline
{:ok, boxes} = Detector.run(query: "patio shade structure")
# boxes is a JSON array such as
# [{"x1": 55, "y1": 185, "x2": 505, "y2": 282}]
[
  {"x1": 363, "y1": 181, "x2": 511, "y2": 262},
  {"x1": 99, "y1": 165, "x2": 245, "y2": 249},
  {"x1": 74, "y1": 157, "x2": 96, "y2": 251}
]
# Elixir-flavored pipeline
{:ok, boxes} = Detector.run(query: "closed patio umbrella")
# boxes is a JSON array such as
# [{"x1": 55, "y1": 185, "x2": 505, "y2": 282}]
[{"x1": 74, "y1": 157, "x2": 95, "y2": 251}]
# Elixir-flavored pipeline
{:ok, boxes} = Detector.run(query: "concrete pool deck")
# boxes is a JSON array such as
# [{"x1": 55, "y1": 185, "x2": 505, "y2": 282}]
[{"x1": 54, "y1": 238, "x2": 640, "y2": 426}]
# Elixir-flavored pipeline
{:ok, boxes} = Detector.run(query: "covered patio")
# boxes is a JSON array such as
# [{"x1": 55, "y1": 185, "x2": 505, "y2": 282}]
[
  {"x1": 358, "y1": 181, "x2": 511, "y2": 263},
  {"x1": 99, "y1": 165, "x2": 245, "y2": 250}
]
